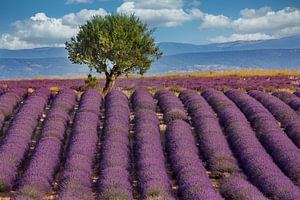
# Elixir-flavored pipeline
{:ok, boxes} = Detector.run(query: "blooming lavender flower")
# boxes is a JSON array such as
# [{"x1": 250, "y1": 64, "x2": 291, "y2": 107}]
[
  {"x1": 57, "y1": 89, "x2": 102, "y2": 200},
  {"x1": 179, "y1": 89, "x2": 241, "y2": 177},
  {"x1": 98, "y1": 90, "x2": 133, "y2": 200},
  {"x1": 13, "y1": 89, "x2": 76, "y2": 199},
  {"x1": 132, "y1": 88, "x2": 174, "y2": 199},
  {"x1": 203, "y1": 89, "x2": 300, "y2": 199},
  {"x1": 0, "y1": 89, "x2": 50, "y2": 192},
  {"x1": 131, "y1": 87, "x2": 156, "y2": 111},
  {"x1": 0, "y1": 89, "x2": 25, "y2": 130},
  {"x1": 166, "y1": 120, "x2": 223, "y2": 200},
  {"x1": 226, "y1": 89, "x2": 300, "y2": 186},
  {"x1": 155, "y1": 90, "x2": 188, "y2": 123}
]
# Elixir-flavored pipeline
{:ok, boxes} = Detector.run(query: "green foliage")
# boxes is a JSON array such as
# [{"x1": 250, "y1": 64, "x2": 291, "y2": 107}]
[
  {"x1": 65, "y1": 14, "x2": 162, "y2": 93},
  {"x1": 84, "y1": 74, "x2": 99, "y2": 90}
]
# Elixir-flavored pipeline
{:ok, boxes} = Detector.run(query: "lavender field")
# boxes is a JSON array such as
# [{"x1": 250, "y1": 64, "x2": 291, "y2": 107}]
[
  {"x1": 0, "y1": 75, "x2": 300, "y2": 92},
  {"x1": 0, "y1": 85, "x2": 300, "y2": 200}
]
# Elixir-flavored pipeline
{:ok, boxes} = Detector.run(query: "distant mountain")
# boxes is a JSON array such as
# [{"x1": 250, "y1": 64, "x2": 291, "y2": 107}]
[
  {"x1": 1, "y1": 35, "x2": 300, "y2": 58},
  {"x1": 159, "y1": 35, "x2": 300, "y2": 55},
  {"x1": 0, "y1": 35, "x2": 300, "y2": 79},
  {"x1": 151, "y1": 49, "x2": 300, "y2": 73},
  {"x1": 0, "y1": 47, "x2": 67, "y2": 58}
]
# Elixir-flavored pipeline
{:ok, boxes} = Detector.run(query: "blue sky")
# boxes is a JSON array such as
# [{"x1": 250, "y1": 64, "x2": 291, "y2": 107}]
[{"x1": 0, "y1": 0, "x2": 299, "y2": 49}]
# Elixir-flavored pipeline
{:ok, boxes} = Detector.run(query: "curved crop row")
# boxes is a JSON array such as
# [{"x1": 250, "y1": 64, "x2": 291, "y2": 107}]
[
  {"x1": 0, "y1": 88, "x2": 51, "y2": 191},
  {"x1": 179, "y1": 89, "x2": 241, "y2": 176},
  {"x1": 295, "y1": 90, "x2": 300, "y2": 98},
  {"x1": 14, "y1": 89, "x2": 77, "y2": 199},
  {"x1": 273, "y1": 91, "x2": 300, "y2": 113},
  {"x1": 155, "y1": 90, "x2": 187, "y2": 123},
  {"x1": 57, "y1": 89, "x2": 102, "y2": 200},
  {"x1": 132, "y1": 88, "x2": 174, "y2": 199},
  {"x1": 0, "y1": 89, "x2": 25, "y2": 130},
  {"x1": 249, "y1": 90, "x2": 300, "y2": 148},
  {"x1": 98, "y1": 90, "x2": 133, "y2": 200},
  {"x1": 166, "y1": 120, "x2": 223, "y2": 199},
  {"x1": 202, "y1": 89, "x2": 300, "y2": 200},
  {"x1": 226, "y1": 89, "x2": 300, "y2": 185},
  {"x1": 179, "y1": 89, "x2": 266, "y2": 200},
  {"x1": 131, "y1": 87, "x2": 156, "y2": 111}
]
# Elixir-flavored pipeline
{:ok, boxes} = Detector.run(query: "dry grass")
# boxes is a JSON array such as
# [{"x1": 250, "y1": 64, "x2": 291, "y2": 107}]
[
  {"x1": 2, "y1": 69, "x2": 300, "y2": 82},
  {"x1": 145, "y1": 69, "x2": 300, "y2": 78}
]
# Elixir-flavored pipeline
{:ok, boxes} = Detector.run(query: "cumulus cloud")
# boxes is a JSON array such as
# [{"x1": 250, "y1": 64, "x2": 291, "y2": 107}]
[
  {"x1": 0, "y1": 34, "x2": 39, "y2": 49},
  {"x1": 200, "y1": 14, "x2": 230, "y2": 29},
  {"x1": 62, "y1": 8, "x2": 107, "y2": 26},
  {"x1": 117, "y1": 0, "x2": 202, "y2": 27},
  {"x1": 66, "y1": 0, "x2": 94, "y2": 4},
  {"x1": 240, "y1": 7, "x2": 272, "y2": 18},
  {"x1": 232, "y1": 7, "x2": 300, "y2": 34},
  {"x1": 211, "y1": 6, "x2": 300, "y2": 43},
  {"x1": 12, "y1": 12, "x2": 78, "y2": 45},
  {"x1": 0, "y1": 8, "x2": 108, "y2": 49}
]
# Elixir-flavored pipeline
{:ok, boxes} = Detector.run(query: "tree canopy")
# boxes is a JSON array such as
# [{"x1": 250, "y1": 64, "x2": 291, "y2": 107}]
[{"x1": 65, "y1": 14, "x2": 162, "y2": 94}]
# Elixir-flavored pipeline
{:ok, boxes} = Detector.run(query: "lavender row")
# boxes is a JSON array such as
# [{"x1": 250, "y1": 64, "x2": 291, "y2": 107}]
[
  {"x1": 132, "y1": 88, "x2": 174, "y2": 199},
  {"x1": 179, "y1": 89, "x2": 241, "y2": 177},
  {"x1": 0, "y1": 89, "x2": 25, "y2": 130},
  {"x1": 0, "y1": 88, "x2": 51, "y2": 192},
  {"x1": 249, "y1": 90, "x2": 300, "y2": 125},
  {"x1": 295, "y1": 90, "x2": 300, "y2": 97},
  {"x1": 166, "y1": 120, "x2": 223, "y2": 199},
  {"x1": 249, "y1": 90, "x2": 300, "y2": 148},
  {"x1": 179, "y1": 90, "x2": 267, "y2": 200},
  {"x1": 273, "y1": 91, "x2": 300, "y2": 113},
  {"x1": 202, "y1": 89, "x2": 300, "y2": 200},
  {"x1": 272, "y1": 91, "x2": 300, "y2": 147},
  {"x1": 155, "y1": 90, "x2": 188, "y2": 123},
  {"x1": 13, "y1": 89, "x2": 77, "y2": 199},
  {"x1": 98, "y1": 90, "x2": 133, "y2": 199},
  {"x1": 57, "y1": 89, "x2": 102, "y2": 200},
  {"x1": 131, "y1": 87, "x2": 156, "y2": 111},
  {"x1": 220, "y1": 175, "x2": 269, "y2": 200},
  {"x1": 226, "y1": 89, "x2": 300, "y2": 185}
]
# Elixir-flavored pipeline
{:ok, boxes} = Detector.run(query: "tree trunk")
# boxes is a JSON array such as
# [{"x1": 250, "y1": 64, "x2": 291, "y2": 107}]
[{"x1": 103, "y1": 74, "x2": 116, "y2": 95}]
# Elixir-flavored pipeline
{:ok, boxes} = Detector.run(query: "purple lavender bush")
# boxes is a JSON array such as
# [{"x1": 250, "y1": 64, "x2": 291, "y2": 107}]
[
  {"x1": 179, "y1": 89, "x2": 241, "y2": 177},
  {"x1": 132, "y1": 88, "x2": 174, "y2": 199},
  {"x1": 98, "y1": 90, "x2": 133, "y2": 200},
  {"x1": 13, "y1": 89, "x2": 76, "y2": 199},
  {"x1": 131, "y1": 87, "x2": 156, "y2": 112},
  {"x1": 0, "y1": 88, "x2": 50, "y2": 192},
  {"x1": 166, "y1": 119, "x2": 223, "y2": 200},
  {"x1": 57, "y1": 89, "x2": 102, "y2": 200},
  {"x1": 202, "y1": 89, "x2": 300, "y2": 200},
  {"x1": 0, "y1": 89, "x2": 26, "y2": 130},
  {"x1": 226, "y1": 89, "x2": 300, "y2": 185},
  {"x1": 155, "y1": 90, "x2": 187, "y2": 123}
]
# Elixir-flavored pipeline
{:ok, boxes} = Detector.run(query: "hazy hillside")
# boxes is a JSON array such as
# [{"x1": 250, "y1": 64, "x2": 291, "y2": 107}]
[
  {"x1": 0, "y1": 35, "x2": 300, "y2": 79},
  {"x1": 159, "y1": 35, "x2": 300, "y2": 55},
  {"x1": 152, "y1": 49, "x2": 300, "y2": 73}
]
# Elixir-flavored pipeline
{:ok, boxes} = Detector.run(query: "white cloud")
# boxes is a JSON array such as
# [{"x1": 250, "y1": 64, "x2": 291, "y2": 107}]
[
  {"x1": 1, "y1": 8, "x2": 108, "y2": 49},
  {"x1": 66, "y1": 0, "x2": 94, "y2": 4},
  {"x1": 232, "y1": 7, "x2": 300, "y2": 35},
  {"x1": 211, "y1": 7, "x2": 300, "y2": 43},
  {"x1": 12, "y1": 12, "x2": 78, "y2": 45},
  {"x1": 200, "y1": 14, "x2": 230, "y2": 29},
  {"x1": 240, "y1": 7, "x2": 272, "y2": 18},
  {"x1": 126, "y1": 0, "x2": 184, "y2": 9},
  {"x1": 62, "y1": 8, "x2": 108, "y2": 26},
  {"x1": 210, "y1": 33, "x2": 274, "y2": 43},
  {"x1": 117, "y1": 1, "x2": 202, "y2": 27},
  {"x1": 0, "y1": 34, "x2": 39, "y2": 49}
]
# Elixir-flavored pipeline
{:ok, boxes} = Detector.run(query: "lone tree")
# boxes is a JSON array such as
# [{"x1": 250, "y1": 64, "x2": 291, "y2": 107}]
[{"x1": 65, "y1": 14, "x2": 162, "y2": 95}]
